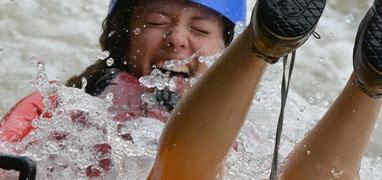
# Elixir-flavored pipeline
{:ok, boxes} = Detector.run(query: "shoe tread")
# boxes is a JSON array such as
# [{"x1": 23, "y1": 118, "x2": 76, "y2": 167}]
[
  {"x1": 363, "y1": 6, "x2": 382, "y2": 72},
  {"x1": 260, "y1": 0, "x2": 326, "y2": 37}
]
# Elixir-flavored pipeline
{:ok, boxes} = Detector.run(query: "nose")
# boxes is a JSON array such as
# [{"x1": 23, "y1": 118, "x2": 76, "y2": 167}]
[{"x1": 164, "y1": 26, "x2": 190, "y2": 51}]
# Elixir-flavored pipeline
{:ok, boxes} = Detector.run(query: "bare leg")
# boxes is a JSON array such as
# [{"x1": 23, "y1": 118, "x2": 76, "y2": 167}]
[
  {"x1": 148, "y1": 27, "x2": 268, "y2": 179},
  {"x1": 280, "y1": 73, "x2": 382, "y2": 179}
]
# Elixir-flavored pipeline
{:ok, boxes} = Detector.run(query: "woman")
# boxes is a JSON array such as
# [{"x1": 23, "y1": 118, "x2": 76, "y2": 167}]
[
  {"x1": 1, "y1": 0, "x2": 381, "y2": 179},
  {"x1": 65, "y1": 0, "x2": 241, "y2": 122}
]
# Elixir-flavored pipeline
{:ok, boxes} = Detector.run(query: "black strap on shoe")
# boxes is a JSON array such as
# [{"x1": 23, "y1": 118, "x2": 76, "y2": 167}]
[
  {"x1": 269, "y1": 51, "x2": 296, "y2": 180},
  {"x1": 0, "y1": 153, "x2": 36, "y2": 180}
]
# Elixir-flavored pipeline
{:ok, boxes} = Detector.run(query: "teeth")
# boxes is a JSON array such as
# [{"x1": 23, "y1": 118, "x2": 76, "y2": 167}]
[{"x1": 155, "y1": 62, "x2": 190, "y2": 74}]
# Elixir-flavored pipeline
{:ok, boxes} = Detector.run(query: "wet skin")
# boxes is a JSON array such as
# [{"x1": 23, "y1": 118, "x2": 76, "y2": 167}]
[{"x1": 125, "y1": 0, "x2": 226, "y2": 81}]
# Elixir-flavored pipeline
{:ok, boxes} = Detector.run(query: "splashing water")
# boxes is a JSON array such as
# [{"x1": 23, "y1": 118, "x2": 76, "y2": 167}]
[
  {"x1": 198, "y1": 52, "x2": 222, "y2": 68},
  {"x1": 1, "y1": 62, "x2": 117, "y2": 179},
  {"x1": 133, "y1": 28, "x2": 141, "y2": 35},
  {"x1": 0, "y1": 62, "x2": 161, "y2": 179},
  {"x1": 30, "y1": 59, "x2": 59, "y2": 115},
  {"x1": 345, "y1": 13, "x2": 355, "y2": 24},
  {"x1": 106, "y1": 58, "x2": 114, "y2": 66},
  {"x1": 1, "y1": 2, "x2": 382, "y2": 179},
  {"x1": 139, "y1": 51, "x2": 222, "y2": 93},
  {"x1": 98, "y1": 50, "x2": 110, "y2": 60},
  {"x1": 81, "y1": 77, "x2": 87, "y2": 91},
  {"x1": 159, "y1": 53, "x2": 199, "y2": 69},
  {"x1": 233, "y1": 21, "x2": 246, "y2": 40},
  {"x1": 139, "y1": 69, "x2": 173, "y2": 91}
]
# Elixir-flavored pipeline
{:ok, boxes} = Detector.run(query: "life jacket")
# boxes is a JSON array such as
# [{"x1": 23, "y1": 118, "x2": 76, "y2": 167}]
[
  {"x1": 0, "y1": 71, "x2": 169, "y2": 143},
  {"x1": 0, "y1": 71, "x2": 171, "y2": 177},
  {"x1": 0, "y1": 92, "x2": 44, "y2": 143},
  {"x1": 97, "y1": 71, "x2": 170, "y2": 122}
]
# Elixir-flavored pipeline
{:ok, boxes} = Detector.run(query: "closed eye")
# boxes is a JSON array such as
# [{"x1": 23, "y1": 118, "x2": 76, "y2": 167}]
[
  {"x1": 147, "y1": 22, "x2": 169, "y2": 27},
  {"x1": 191, "y1": 27, "x2": 210, "y2": 35},
  {"x1": 146, "y1": 12, "x2": 172, "y2": 28}
]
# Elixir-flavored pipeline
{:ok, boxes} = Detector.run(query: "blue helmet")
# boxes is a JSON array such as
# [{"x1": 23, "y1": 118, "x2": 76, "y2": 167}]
[
  {"x1": 108, "y1": 0, "x2": 246, "y2": 24},
  {"x1": 190, "y1": 0, "x2": 246, "y2": 24}
]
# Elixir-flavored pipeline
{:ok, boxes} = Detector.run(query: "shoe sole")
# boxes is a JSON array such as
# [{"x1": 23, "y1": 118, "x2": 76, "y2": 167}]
[
  {"x1": 251, "y1": 0, "x2": 326, "y2": 63},
  {"x1": 361, "y1": 1, "x2": 382, "y2": 73},
  {"x1": 354, "y1": 0, "x2": 382, "y2": 97},
  {"x1": 261, "y1": 0, "x2": 327, "y2": 38}
]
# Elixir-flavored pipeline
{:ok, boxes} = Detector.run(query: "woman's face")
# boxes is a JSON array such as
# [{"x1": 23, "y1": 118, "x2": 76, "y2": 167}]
[{"x1": 125, "y1": 0, "x2": 226, "y2": 79}]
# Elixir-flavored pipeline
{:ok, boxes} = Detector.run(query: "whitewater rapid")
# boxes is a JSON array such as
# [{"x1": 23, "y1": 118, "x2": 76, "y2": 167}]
[{"x1": 0, "y1": 0, "x2": 381, "y2": 179}]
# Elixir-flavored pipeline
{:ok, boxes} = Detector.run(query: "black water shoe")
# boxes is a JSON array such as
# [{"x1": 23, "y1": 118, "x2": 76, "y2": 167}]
[
  {"x1": 250, "y1": 0, "x2": 326, "y2": 63},
  {"x1": 354, "y1": 0, "x2": 382, "y2": 98}
]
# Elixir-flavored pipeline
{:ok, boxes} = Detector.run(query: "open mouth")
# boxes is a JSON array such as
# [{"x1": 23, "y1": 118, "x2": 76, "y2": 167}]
[{"x1": 153, "y1": 62, "x2": 191, "y2": 78}]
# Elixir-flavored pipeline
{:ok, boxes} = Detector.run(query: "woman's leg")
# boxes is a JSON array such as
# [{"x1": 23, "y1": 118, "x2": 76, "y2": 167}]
[
  {"x1": 148, "y1": 27, "x2": 268, "y2": 180},
  {"x1": 148, "y1": 1, "x2": 326, "y2": 179},
  {"x1": 281, "y1": 1, "x2": 382, "y2": 178},
  {"x1": 280, "y1": 73, "x2": 382, "y2": 179}
]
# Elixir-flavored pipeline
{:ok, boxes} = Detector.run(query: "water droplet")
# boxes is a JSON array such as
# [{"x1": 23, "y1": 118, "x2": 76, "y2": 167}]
[
  {"x1": 300, "y1": 106, "x2": 306, "y2": 113},
  {"x1": 81, "y1": 77, "x2": 87, "y2": 91},
  {"x1": 108, "y1": 31, "x2": 116, "y2": 37},
  {"x1": 315, "y1": 92, "x2": 324, "y2": 100},
  {"x1": 198, "y1": 52, "x2": 221, "y2": 67},
  {"x1": 323, "y1": 101, "x2": 330, "y2": 107},
  {"x1": 233, "y1": 21, "x2": 245, "y2": 40},
  {"x1": 189, "y1": 77, "x2": 198, "y2": 87},
  {"x1": 345, "y1": 14, "x2": 355, "y2": 24},
  {"x1": 319, "y1": 57, "x2": 325, "y2": 62},
  {"x1": 106, "y1": 58, "x2": 114, "y2": 66},
  {"x1": 141, "y1": 92, "x2": 157, "y2": 107},
  {"x1": 330, "y1": 168, "x2": 345, "y2": 178},
  {"x1": 133, "y1": 28, "x2": 141, "y2": 35},
  {"x1": 105, "y1": 92, "x2": 114, "y2": 107},
  {"x1": 168, "y1": 77, "x2": 177, "y2": 92},
  {"x1": 308, "y1": 96, "x2": 315, "y2": 104},
  {"x1": 98, "y1": 50, "x2": 110, "y2": 60}
]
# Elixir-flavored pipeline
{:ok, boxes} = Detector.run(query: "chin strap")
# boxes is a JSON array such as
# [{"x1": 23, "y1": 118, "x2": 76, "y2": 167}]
[{"x1": 269, "y1": 51, "x2": 296, "y2": 180}]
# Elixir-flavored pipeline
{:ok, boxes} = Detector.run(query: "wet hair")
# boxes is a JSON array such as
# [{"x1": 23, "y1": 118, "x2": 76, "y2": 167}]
[{"x1": 66, "y1": 0, "x2": 235, "y2": 95}]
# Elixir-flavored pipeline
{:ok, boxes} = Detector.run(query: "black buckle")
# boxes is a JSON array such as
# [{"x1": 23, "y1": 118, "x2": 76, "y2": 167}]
[{"x1": 0, "y1": 153, "x2": 36, "y2": 180}]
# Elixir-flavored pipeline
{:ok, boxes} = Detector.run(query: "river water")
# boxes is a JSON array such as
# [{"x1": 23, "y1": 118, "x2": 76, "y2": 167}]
[{"x1": 0, "y1": 0, "x2": 381, "y2": 179}]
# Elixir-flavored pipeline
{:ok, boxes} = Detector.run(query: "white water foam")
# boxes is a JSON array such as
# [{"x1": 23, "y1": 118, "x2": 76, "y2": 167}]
[{"x1": 0, "y1": 0, "x2": 381, "y2": 179}]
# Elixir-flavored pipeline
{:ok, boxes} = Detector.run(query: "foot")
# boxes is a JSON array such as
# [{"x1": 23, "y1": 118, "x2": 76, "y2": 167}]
[
  {"x1": 250, "y1": 0, "x2": 326, "y2": 63},
  {"x1": 354, "y1": 0, "x2": 382, "y2": 98}
]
